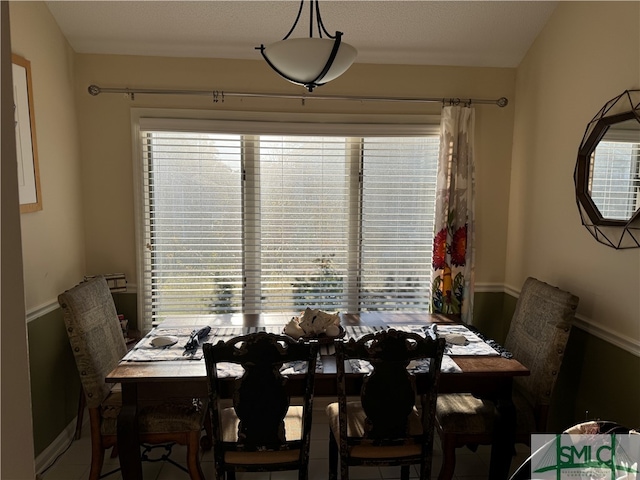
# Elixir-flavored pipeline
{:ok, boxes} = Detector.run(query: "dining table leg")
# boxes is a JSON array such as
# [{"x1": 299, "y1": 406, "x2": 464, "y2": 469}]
[
  {"x1": 488, "y1": 381, "x2": 517, "y2": 480},
  {"x1": 118, "y1": 383, "x2": 143, "y2": 480}
]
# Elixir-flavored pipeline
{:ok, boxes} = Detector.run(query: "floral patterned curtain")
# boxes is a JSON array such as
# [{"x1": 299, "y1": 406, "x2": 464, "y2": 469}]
[{"x1": 431, "y1": 106, "x2": 476, "y2": 324}]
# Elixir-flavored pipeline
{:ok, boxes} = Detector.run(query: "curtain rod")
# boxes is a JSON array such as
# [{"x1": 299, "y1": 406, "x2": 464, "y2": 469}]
[{"x1": 87, "y1": 84, "x2": 509, "y2": 108}]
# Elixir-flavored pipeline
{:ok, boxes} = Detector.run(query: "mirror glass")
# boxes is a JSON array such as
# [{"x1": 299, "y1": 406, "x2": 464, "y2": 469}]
[{"x1": 589, "y1": 118, "x2": 640, "y2": 221}]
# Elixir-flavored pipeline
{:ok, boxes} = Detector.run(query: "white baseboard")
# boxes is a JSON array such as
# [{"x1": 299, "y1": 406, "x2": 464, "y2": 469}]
[{"x1": 35, "y1": 412, "x2": 84, "y2": 474}]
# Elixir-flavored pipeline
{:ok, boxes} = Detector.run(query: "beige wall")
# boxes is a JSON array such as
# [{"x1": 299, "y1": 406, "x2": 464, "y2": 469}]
[
  {"x1": 8, "y1": 1, "x2": 84, "y2": 468},
  {"x1": 75, "y1": 55, "x2": 516, "y2": 292},
  {"x1": 2, "y1": 3, "x2": 35, "y2": 478},
  {"x1": 10, "y1": 1, "x2": 86, "y2": 310},
  {"x1": 509, "y1": 1, "x2": 640, "y2": 343}
]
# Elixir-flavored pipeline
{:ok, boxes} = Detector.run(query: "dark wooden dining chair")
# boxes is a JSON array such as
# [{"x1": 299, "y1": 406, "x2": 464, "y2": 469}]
[
  {"x1": 59, "y1": 276, "x2": 207, "y2": 480},
  {"x1": 203, "y1": 331, "x2": 319, "y2": 480},
  {"x1": 435, "y1": 277, "x2": 579, "y2": 480},
  {"x1": 326, "y1": 328, "x2": 446, "y2": 480}
]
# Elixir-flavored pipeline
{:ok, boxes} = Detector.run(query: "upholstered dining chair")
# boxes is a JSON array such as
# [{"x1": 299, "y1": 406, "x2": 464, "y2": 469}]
[
  {"x1": 326, "y1": 328, "x2": 446, "y2": 480},
  {"x1": 59, "y1": 276, "x2": 207, "y2": 480},
  {"x1": 203, "y1": 331, "x2": 319, "y2": 480},
  {"x1": 435, "y1": 277, "x2": 579, "y2": 480}
]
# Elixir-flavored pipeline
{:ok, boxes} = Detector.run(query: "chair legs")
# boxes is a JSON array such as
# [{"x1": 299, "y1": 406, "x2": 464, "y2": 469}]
[
  {"x1": 88, "y1": 444, "x2": 105, "y2": 480},
  {"x1": 75, "y1": 387, "x2": 85, "y2": 440},
  {"x1": 212, "y1": 456, "x2": 233, "y2": 480},
  {"x1": 88, "y1": 410, "x2": 106, "y2": 480},
  {"x1": 401, "y1": 465, "x2": 410, "y2": 480},
  {"x1": 186, "y1": 431, "x2": 206, "y2": 480},
  {"x1": 340, "y1": 456, "x2": 349, "y2": 480},
  {"x1": 88, "y1": 408, "x2": 205, "y2": 480},
  {"x1": 328, "y1": 428, "x2": 339, "y2": 480},
  {"x1": 328, "y1": 430, "x2": 351, "y2": 480},
  {"x1": 437, "y1": 433, "x2": 457, "y2": 480},
  {"x1": 201, "y1": 408, "x2": 213, "y2": 451},
  {"x1": 298, "y1": 463, "x2": 309, "y2": 480}
]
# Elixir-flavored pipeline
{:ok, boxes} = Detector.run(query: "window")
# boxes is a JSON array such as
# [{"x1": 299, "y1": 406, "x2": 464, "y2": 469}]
[
  {"x1": 136, "y1": 118, "x2": 439, "y2": 328},
  {"x1": 589, "y1": 140, "x2": 640, "y2": 220}
]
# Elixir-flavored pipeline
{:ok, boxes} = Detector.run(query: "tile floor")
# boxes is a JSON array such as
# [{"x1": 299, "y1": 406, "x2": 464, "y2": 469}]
[{"x1": 40, "y1": 403, "x2": 531, "y2": 480}]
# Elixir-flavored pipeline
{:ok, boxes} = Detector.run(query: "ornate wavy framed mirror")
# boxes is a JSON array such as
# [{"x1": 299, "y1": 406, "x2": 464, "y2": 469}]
[{"x1": 574, "y1": 90, "x2": 640, "y2": 248}]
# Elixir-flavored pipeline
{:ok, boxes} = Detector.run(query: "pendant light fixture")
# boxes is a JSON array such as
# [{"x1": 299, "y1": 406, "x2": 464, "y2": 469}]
[{"x1": 256, "y1": 0, "x2": 357, "y2": 92}]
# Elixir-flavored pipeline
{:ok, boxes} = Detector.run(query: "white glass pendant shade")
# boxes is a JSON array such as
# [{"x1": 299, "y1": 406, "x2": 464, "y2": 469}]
[{"x1": 262, "y1": 37, "x2": 357, "y2": 87}]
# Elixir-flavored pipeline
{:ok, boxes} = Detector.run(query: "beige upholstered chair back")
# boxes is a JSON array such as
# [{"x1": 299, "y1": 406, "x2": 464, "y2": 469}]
[
  {"x1": 504, "y1": 277, "x2": 578, "y2": 409},
  {"x1": 59, "y1": 277, "x2": 127, "y2": 408}
]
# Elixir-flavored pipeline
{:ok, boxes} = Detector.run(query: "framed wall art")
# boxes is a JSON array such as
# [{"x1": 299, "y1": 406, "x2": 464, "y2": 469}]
[{"x1": 12, "y1": 54, "x2": 42, "y2": 213}]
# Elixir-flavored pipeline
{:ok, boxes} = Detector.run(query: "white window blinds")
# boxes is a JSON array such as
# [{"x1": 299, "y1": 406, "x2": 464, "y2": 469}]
[
  {"x1": 257, "y1": 136, "x2": 353, "y2": 312},
  {"x1": 140, "y1": 132, "x2": 244, "y2": 319},
  {"x1": 137, "y1": 118, "x2": 439, "y2": 328},
  {"x1": 360, "y1": 137, "x2": 439, "y2": 310},
  {"x1": 590, "y1": 140, "x2": 640, "y2": 220}
]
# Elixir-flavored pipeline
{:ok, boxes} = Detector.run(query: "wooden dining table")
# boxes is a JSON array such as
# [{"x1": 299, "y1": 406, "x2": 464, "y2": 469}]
[{"x1": 106, "y1": 312, "x2": 529, "y2": 480}]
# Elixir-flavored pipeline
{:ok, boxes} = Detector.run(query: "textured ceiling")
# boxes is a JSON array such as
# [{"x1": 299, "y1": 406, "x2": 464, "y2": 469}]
[{"x1": 45, "y1": 1, "x2": 558, "y2": 68}]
